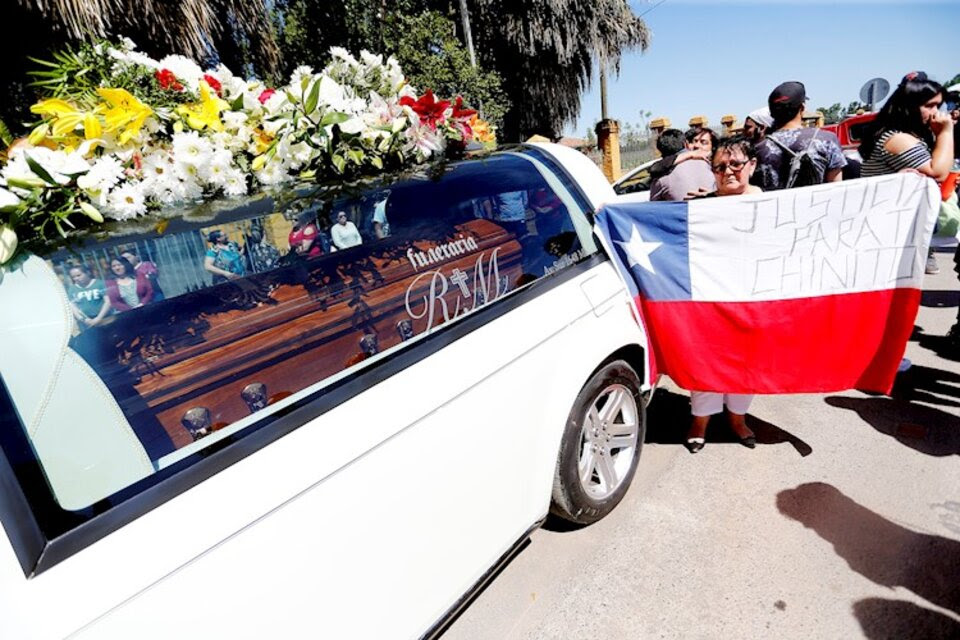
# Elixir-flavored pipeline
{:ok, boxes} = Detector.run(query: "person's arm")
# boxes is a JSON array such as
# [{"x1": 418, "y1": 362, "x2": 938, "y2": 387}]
[
  {"x1": 87, "y1": 296, "x2": 112, "y2": 326},
  {"x1": 885, "y1": 121, "x2": 954, "y2": 180},
  {"x1": 69, "y1": 302, "x2": 88, "y2": 324},
  {"x1": 137, "y1": 274, "x2": 154, "y2": 306},
  {"x1": 673, "y1": 149, "x2": 710, "y2": 166},
  {"x1": 204, "y1": 253, "x2": 239, "y2": 279},
  {"x1": 300, "y1": 225, "x2": 316, "y2": 253},
  {"x1": 648, "y1": 154, "x2": 678, "y2": 180},
  {"x1": 331, "y1": 225, "x2": 345, "y2": 250},
  {"x1": 825, "y1": 168, "x2": 843, "y2": 182}
]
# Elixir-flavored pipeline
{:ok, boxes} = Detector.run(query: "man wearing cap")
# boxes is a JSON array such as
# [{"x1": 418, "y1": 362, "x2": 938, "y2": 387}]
[
  {"x1": 755, "y1": 81, "x2": 846, "y2": 191},
  {"x1": 743, "y1": 107, "x2": 773, "y2": 144}
]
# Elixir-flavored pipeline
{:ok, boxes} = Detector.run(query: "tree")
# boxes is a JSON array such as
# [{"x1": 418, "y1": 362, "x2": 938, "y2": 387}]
[
  {"x1": 381, "y1": 11, "x2": 509, "y2": 128},
  {"x1": 1, "y1": 1, "x2": 279, "y2": 130},
  {"x1": 466, "y1": 0, "x2": 650, "y2": 140},
  {"x1": 818, "y1": 103, "x2": 845, "y2": 125}
]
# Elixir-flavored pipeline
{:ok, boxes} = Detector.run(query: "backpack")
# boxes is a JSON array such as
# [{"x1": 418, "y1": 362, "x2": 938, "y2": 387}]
[{"x1": 767, "y1": 130, "x2": 826, "y2": 188}]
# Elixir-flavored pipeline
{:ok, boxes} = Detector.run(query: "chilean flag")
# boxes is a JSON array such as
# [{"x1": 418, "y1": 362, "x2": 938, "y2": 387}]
[{"x1": 595, "y1": 173, "x2": 939, "y2": 394}]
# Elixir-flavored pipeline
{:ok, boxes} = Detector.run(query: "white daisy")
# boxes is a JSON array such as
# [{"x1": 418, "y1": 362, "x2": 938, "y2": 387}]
[
  {"x1": 107, "y1": 183, "x2": 147, "y2": 220},
  {"x1": 223, "y1": 169, "x2": 248, "y2": 196},
  {"x1": 77, "y1": 155, "x2": 124, "y2": 193},
  {"x1": 172, "y1": 131, "x2": 213, "y2": 167}
]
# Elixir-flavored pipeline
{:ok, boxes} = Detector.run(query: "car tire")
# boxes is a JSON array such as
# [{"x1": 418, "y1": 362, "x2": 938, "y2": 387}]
[{"x1": 550, "y1": 360, "x2": 645, "y2": 526}]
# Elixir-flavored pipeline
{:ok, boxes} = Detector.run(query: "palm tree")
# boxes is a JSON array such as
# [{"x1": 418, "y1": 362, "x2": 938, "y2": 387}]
[
  {"x1": 1, "y1": 1, "x2": 279, "y2": 129},
  {"x1": 467, "y1": 0, "x2": 650, "y2": 140},
  {"x1": 14, "y1": 1, "x2": 278, "y2": 72}
]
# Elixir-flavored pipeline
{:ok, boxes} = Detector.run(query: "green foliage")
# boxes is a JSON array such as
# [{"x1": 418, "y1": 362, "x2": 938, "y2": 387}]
[
  {"x1": 382, "y1": 11, "x2": 509, "y2": 128},
  {"x1": 28, "y1": 41, "x2": 198, "y2": 113},
  {"x1": 818, "y1": 103, "x2": 845, "y2": 125},
  {"x1": 273, "y1": 3, "x2": 507, "y2": 129},
  {"x1": 817, "y1": 100, "x2": 868, "y2": 124}
]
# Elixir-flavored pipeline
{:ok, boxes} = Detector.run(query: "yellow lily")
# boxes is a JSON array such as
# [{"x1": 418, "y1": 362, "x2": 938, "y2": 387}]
[
  {"x1": 176, "y1": 80, "x2": 229, "y2": 132},
  {"x1": 30, "y1": 98, "x2": 104, "y2": 139},
  {"x1": 253, "y1": 127, "x2": 273, "y2": 154},
  {"x1": 96, "y1": 87, "x2": 153, "y2": 145}
]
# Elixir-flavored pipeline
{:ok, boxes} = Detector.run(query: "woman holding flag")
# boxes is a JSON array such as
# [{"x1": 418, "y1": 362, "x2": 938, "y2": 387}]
[{"x1": 686, "y1": 138, "x2": 761, "y2": 453}]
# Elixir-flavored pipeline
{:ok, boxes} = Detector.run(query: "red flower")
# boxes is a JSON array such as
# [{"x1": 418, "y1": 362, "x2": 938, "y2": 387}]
[
  {"x1": 399, "y1": 90, "x2": 451, "y2": 128},
  {"x1": 203, "y1": 74, "x2": 223, "y2": 96},
  {"x1": 452, "y1": 96, "x2": 477, "y2": 120},
  {"x1": 155, "y1": 69, "x2": 184, "y2": 91},
  {"x1": 258, "y1": 88, "x2": 276, "y2": 105}
]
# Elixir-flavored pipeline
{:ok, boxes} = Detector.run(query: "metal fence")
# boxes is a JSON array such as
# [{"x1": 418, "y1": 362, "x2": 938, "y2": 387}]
[{"x1": 585, "y1": 138, "x2": 656, "y2": 175}]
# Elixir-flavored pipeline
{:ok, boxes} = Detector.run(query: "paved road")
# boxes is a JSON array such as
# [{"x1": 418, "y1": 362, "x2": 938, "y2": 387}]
[{"x1": 443, "y1": 248, "x2": 960, "y2": 639}]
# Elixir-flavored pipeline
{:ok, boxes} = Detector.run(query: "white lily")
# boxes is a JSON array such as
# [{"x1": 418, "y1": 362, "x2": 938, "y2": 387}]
[{"x1": 0, "y1": 224, "x2": 17, "y2": 265}]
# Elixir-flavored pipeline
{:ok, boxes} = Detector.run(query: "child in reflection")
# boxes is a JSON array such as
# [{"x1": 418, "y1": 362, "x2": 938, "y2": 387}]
[
  {"x1": 120, "y1": 250, "x2": 164, "y2": 301},
  {"x1": 204, "y1": 230, "x2": 246, "y2": 283},
  {"x1": 106, "y1": 256, "x2": 154, "y2": 311},
  {"x1": 67, "y1": 264, "x2": 112, "y2": 328}
]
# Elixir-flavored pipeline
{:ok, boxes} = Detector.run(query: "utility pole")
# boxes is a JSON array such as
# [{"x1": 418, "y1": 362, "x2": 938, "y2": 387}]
[{"x1": 458, "y1": 0, "x2": 477, "y2": 68}]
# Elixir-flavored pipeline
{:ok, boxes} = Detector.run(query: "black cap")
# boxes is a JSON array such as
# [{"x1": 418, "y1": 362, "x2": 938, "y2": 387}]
[
  {"x1": 207, "y1": 231, "x2": 222, "y2": 243},
  {"x1": 768, "y1": 81, "x2": 807, "y2": 111},
  {"x1": 900, "y1": 70, "x2": 929, "y2": 86}
]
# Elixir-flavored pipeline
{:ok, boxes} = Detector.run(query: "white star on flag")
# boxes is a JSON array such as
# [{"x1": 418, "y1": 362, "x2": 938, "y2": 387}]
[{"x1": 616, "y1": 225, "x2": 662, "y2": 274}]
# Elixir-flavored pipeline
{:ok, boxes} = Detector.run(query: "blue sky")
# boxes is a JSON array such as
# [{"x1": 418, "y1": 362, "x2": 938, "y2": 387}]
[{"x1": 564, "y1": 0, "x2": 960, "y2": 137}]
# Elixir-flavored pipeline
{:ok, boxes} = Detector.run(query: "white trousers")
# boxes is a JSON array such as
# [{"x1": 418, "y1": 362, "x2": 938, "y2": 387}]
[{"x1": 690, "y1": 392, "x2": 754, "y2": 417}]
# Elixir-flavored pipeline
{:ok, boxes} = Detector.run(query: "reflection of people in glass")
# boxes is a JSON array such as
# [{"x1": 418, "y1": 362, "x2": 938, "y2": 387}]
[
  {"x1": 288, "y1": 213, "x2": 324, "y2": 258},
  {"x1": 106, "y1": 256, "x2": 154, "y2": 311},
  {"x1": 67, "y1": 264, "x2": 112, "y2": 328},
  {"x1": 331, "y1": 210, "x2": 363, "y2": 249},
  {"x1": 247, "y1": 227, "x2": 281, "y2": 272},
  {"x1": 494, "y1": 190, "x2": 530, "y2": 238},
  {"x1": 373, "y1": 196, "x2": 390, "y2": 239},
  {"x1": 120, "y1": 250, "x2": 164, "y2": 301},
  {"x1": 204, "y1": 230, "x2": 246, "y2": 283}
]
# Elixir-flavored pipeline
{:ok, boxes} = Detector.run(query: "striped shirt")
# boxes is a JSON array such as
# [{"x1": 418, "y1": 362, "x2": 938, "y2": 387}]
[{"x1": 861, "y1": 130, "x2": 931, "y2": 177}]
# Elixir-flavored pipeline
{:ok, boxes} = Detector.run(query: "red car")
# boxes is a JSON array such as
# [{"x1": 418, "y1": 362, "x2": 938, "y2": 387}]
[{"x1": 822, "y1": 111, "x2": 877, "y2": 158}]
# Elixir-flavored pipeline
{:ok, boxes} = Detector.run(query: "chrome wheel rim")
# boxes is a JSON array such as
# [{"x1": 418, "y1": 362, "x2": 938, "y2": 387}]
[{"x1": 577, "y1": 383, "x2": 640, "y2": 500}]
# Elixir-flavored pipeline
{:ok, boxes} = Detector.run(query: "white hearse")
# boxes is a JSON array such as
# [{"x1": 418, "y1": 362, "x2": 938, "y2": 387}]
[{"x1": 0, "y1": 143, "x2": 651, "y2": 639}]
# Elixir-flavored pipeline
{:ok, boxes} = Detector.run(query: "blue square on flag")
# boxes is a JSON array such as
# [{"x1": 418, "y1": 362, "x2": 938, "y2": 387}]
[{"x1": 599, "y1": 201, "x2": 691, "y2": 301}]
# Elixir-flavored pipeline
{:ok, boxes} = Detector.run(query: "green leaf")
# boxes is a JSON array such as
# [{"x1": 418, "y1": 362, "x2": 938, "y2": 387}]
[
  {"x1": 230, "y1": 94, "x2": 244, "y2": 111},
  {"x1": 371, "y1": 157, "x2": 383, "y2": 170},
  {"x1": 303, "y1": 79, "x2": 321, "y2": 115},
  {"x1": 320, "y1": 111, "x2": 350, "y2": 127},
  {"x1": 331, "y1": 154, "x2": 346, "y2": 174},
  {"x1": 24, "y1": 154, "x2": 58, "y2": 186},
  {"x1": 348, "y1": 149, "x2": 365, "y2": 165}
]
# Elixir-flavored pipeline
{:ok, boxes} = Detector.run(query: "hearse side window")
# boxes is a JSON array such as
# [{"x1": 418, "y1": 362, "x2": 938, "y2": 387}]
[{"x1": 0, "y1": 152, "x2": 596, "y2": 518}]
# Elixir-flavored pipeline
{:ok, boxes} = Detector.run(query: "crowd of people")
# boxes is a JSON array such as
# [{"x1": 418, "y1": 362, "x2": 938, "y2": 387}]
[{"x1": 645, "y1": 73, "x2": 958, "y2": 454}]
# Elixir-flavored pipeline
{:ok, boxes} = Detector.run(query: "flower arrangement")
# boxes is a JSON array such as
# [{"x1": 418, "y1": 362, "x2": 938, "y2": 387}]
[{"x1": 0, "y1": 39, "x2": 496, "y2": 266}]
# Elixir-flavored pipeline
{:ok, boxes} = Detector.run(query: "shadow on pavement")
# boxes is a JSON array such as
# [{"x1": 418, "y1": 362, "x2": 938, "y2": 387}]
[
  {"x1": 853, "y1": 598, "x2": 960, "y2": 639},
  {"x1": 825, "y1": 396, "x2": 960, "y2": 456},
  {"x1": 891, "y1": 365, "x2": 960, "y2": 409},
  {"x1": 920, "y1": 289, "x2": 960, "y2": 309},
  {"x1": 913, "y1": 326, "x2": 960, "y2": 362},
  {"x1": 646, "y1": 389, "x2": 812, "y2": 456},
  {"x1": 777, "y1": 483, "x2": 960, "y2": 614}
]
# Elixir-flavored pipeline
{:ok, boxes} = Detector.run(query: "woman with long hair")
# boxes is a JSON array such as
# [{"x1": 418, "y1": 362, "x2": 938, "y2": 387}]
[
  {"x1": 860, "y1": 72, "x2": 954, "y2": 181},
  {"x1": 860, "y1": 72, "x2": 954, "y2": 275},
  {"x1": 105, "y1": 255, "x2": 154, "y2": 311}
]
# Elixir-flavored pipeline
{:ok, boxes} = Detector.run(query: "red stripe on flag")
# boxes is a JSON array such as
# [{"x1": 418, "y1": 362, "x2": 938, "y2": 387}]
[{"x1": 638, "y1": 288, "x2": 920, "y2": 395}]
